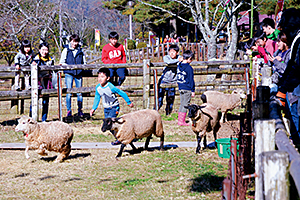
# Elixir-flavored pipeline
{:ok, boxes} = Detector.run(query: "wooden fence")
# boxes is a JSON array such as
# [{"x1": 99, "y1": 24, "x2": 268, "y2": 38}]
[
  {"x1": 251, "y1": 61, "x2": 300, "y2": 199},
  {"x1": 0, "y1": 59, "x2": 250, "y2": 121}
]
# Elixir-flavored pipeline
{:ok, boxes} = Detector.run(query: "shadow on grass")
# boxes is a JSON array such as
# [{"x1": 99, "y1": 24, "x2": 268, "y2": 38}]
[
  {"x1": 40, "y1": 153, "x2": 91, "y2": 162},
  {"x1": 64, "y1": 177, "x2": 82, "y2": 182},
  {"x1": 14, "y1": 173, "x2": 30, "y2": 178},
  {"x1": 189, "y1": 172, "x2": 224, "y2": 193},
  {"x1": 62, "y1": 114, "x2": 103, "y2": 124},
  {"x1": 123, "y1": 144, "x2": 178, "y2": 156},
  {"x1": 40, "y1": 175, "x2": 56, "y2": 181}
]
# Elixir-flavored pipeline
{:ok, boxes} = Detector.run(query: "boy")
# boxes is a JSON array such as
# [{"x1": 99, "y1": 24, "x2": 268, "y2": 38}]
[
  {"x1": 177, "y1": 50, "x2": 195, "y2": 126},
  {"x1": 158, "y1": 44, "x2": 183, "y2": 115},
  {"x1": 90, "y1": 68, "x2": 134, "y2": 145},
  {"x1": 60, "y1": 34, "x2": 86, "y2": 117},
  {"x1": 101, "y1": 31, "x2": 127, "y2": 86},
  {"x1": 261, "y1": 18, "x2": 279, "y2": 56}
]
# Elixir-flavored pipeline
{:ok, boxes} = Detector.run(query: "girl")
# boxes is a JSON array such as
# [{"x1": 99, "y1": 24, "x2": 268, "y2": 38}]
[
  {"x1": 31, "y1": 42, "x2": 54, "y2": 122},
  {"x1": 14, "y1": 39, "x2": 34, "y2": 90}
]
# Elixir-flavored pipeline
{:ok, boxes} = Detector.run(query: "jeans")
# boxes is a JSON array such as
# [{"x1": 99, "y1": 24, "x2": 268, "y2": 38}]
[
  {"x1": 29, "y1": 96, "x2": 49, "y2": 122},
  {"x1": 179, "y1": 90, "x2": 192, "y2": 113},
  {"x1": 104, "y1": 105, "x2": 120, "y2": 118},
  {"x1": 109, "y1": 68, "x2": 126, "y2": 86},
  {"x1": 65, "y1": 73, "x2": 83, "y2": 112},
  {"x1": 287, "y1": 98, "x2": 300, "y2": 144},
  {"x1": 158, "y1": 86, "x2": 175, "y2": 115}
]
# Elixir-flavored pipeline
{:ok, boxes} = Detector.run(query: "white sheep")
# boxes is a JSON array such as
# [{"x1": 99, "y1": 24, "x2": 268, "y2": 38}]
[
  {"x1": 15, "y1": 116, "x2": 74, "y2": 163},
  {"x1": 201, "y1": 88, "x2": 246, "y2": 123},
  {"x1": 101, "y1": 109, "x2": 164, "y2": 158},
  {"x1": 185, "y1": 103, "x2": 220, "y2": 153}
]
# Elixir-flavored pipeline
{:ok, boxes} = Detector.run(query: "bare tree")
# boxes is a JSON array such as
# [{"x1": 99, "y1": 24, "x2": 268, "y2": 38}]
[{"x1": 137, "y1": 0, "x2": 244, "y2": 60}]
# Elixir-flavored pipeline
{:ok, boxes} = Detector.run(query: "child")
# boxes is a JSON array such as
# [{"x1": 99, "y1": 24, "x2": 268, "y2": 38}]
[
  {"x1": 13, "y1": 39, "x2": 33, "y2": 91},
  {"x1": 60, "y1": 34, "x2": 86, "y2": 117},
  {"x1": 177, "y1": 50, "x2": 195, "y2": 126},
  {"x1": 31, "y1": 42, "x2": 54, "y2": 122},
  {"x1": 101, "y1": 31, "x2": 127, "y2": 86},
  {"x1": 90, "y1": 68, "x2": 134, "y2": 145},
  {"x1": 261, "y1": 18, "x2": 279, "y2": 56},
  {"x1": 158, "y1": 44, "x2": 183, "y2": 115}
]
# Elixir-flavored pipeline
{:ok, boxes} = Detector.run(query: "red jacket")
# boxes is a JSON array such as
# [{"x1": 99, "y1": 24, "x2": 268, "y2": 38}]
[{"x1": 101, "y1": 43, "x2": 126, "y2": 64}]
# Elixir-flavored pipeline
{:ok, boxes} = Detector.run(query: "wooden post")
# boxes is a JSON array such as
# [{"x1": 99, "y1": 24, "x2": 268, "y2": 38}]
[
  {"x1": 57, "y1": 72, "x2": 63, "y2": 121},
  {"x1": 153, "y1": 69, "x2": 159, "y2": 111},
  {"x1": 259, "y1": 151, "x2": 289, "y2": 200},
  {"x1": 143, "y1": 59, "x2": 150, "y2": 109},
  {"x1": 254, "y1": 119, "x2": 276, "y2": 200},
  {"x1": 31, "y1": 63, "x2": 39, "y2": 121},
  {"x1": 261, "y1": 66, "x2": 272, "y2": 86}
]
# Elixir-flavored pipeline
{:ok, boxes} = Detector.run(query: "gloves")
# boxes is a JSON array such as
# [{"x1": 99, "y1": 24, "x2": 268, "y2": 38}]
[{"x1": 276, "y1": 91, "x2": 286, "y2": 107}]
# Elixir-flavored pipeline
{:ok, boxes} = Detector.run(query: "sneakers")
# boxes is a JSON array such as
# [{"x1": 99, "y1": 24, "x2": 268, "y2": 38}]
[
  {"x1": 67, "y1": 110, "x2": 72, "y2": 117},
  {"x1": 12, "y1": 85, "x2": 21, "y2": 91},
  {"x1": 111, "y1": 140, "x2": 122, "y2": 145}
]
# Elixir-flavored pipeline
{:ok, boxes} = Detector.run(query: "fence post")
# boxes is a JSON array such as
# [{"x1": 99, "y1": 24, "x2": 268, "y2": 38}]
[
  {"x1": 259, "y1": 151, "x2": 289, "y2": 200},
  {"x1": 143, "y1": 59, "x2": 150, "y2": 109},
  {"x1": 57, "y1": 72, "x2": 63, "y2": 121},
  {"x1": 31, "y1": 63, "x2": 39, "y2": 121},
  {"x1": 254, "y1": 119, "x2": 276, "y2": 200},
  {"x1": 153, "y1": 69, "x2": 159, "y2": 111}
]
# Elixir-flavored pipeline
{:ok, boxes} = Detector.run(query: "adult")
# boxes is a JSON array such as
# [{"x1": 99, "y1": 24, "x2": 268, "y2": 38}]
[
  {"x1": 275, "y1": 8, "x2": 300, "y2": 145},
  {"x1": 60, "y1": 34, "x2": 86, "y2": 117},
  {"x1": 163, "y1": 35, "x2": 171, "y2": 43},
  {"x1": 32, "y1": 42, "x2": 54, "y2": 122},
  {"x1": 171, "y1": 33, "x2": 179, "y2": 43}
]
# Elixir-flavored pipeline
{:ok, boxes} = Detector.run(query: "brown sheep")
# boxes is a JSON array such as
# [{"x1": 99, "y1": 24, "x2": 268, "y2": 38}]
[
  {"x1": 101, "y1": 109, "x2": 164, "y2": 158},
  {"x1": 185, "y1": 103, "x2": 220, "y2": 154},
  {"x1": 201, "y1": 88, "x2": 246, "y2": 122},
  {"x1": 15, "y1": 116, "x2": 73, "y2": 163}
]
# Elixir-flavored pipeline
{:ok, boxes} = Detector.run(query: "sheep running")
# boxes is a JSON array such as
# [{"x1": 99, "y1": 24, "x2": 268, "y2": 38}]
[
  {"x1": 201, "y1": 88, "x2": 246, "y2": 123},
  {"x1": 185, "y1": 103, "x2": 220, "y2": 154},
  {"x1": 101, "y1": 109, "x2": 164, "y2": 158},
  {"x1": 15, "y1": 116, "x2": 74, "y2": 163}
]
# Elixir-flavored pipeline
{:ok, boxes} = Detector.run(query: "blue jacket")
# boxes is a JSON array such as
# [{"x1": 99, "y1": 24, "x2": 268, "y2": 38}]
[
  {"x1": 64, "y1": 47, "x2": 84, "y2": 76},
  {"x1": 177, "y1": 62, "x2": 195, "y2": 92}
]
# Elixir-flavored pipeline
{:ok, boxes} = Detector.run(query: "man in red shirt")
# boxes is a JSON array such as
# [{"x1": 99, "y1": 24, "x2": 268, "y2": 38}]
[{"x1": 101, "y1": 31, "x2": 127, "y2": 86}]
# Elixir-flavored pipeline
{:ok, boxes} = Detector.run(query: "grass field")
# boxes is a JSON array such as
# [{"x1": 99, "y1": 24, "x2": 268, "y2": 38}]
[
  {"x1": 0, "y1": 147, "x2": 228, "y2": 199},
  {"x1": 0, "y1": 111, "x2": 238, "y2": 199}
]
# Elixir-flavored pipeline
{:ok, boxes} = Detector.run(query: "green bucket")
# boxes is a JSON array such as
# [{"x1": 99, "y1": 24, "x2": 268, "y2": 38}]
[{"x1": 216, "y1": 138, "x2": 239, "y2": 159}]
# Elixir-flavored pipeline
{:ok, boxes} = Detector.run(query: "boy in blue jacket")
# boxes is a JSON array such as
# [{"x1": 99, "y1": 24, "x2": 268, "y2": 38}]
[
  {"x1": 90, "y1": 68, "x2": 134, "y2": 145},
  {"x1": 177, "y1": 50, "x2": 195, "y2": 126}
]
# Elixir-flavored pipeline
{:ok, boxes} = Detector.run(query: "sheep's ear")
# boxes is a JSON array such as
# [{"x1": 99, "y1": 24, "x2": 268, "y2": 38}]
[
  {"x1": 115, "y1": 117, "x2": 125, "y2": 124},
  {"x1": 184, "y1": 105, "x2": 190, "y2": 109}
]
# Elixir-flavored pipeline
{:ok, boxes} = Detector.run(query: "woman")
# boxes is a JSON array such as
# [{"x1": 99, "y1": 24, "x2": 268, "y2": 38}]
[{"x1": 31, "y1": 42, "x2": 54, "y2": 122}]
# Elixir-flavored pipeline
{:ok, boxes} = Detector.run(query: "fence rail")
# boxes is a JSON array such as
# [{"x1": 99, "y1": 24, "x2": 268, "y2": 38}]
[{"x1": 0, "y1": 59, "x2": 249, "y2": 121}]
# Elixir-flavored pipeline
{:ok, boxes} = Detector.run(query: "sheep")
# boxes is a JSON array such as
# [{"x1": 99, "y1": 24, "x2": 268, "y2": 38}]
[
  {"x1": 184, "y1": 103, "x2": 220, "y2": 154},
  {"x1": 201, "y1": 88, "x2": 246, "y2": 123},
  {"x1": 101, "y1": 109, "x2": 164, "y2": 158},
  {"x1": 15, "y1": 115, "x2": 74, "y2": 163}
]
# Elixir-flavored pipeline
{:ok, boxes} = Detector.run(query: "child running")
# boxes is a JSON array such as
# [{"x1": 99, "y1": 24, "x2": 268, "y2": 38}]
[
  {"x1": 90, "y1": 68, "x2": 134, "y2": 145},
  {"x1": 177, "y1": 50, "x2": 195, "y2": 126},
  {"x1": 13, "y1": 39, "x2": 34, "y2": 91}
]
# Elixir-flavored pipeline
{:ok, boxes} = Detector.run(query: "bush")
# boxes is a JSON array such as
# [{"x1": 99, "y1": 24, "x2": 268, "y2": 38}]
[
  {"x1": 127, "y1": 39, "x2": 136, "y2": 50},
  {"x1": 136, "y1": 42, "x2": 147, "y2": 49}
]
